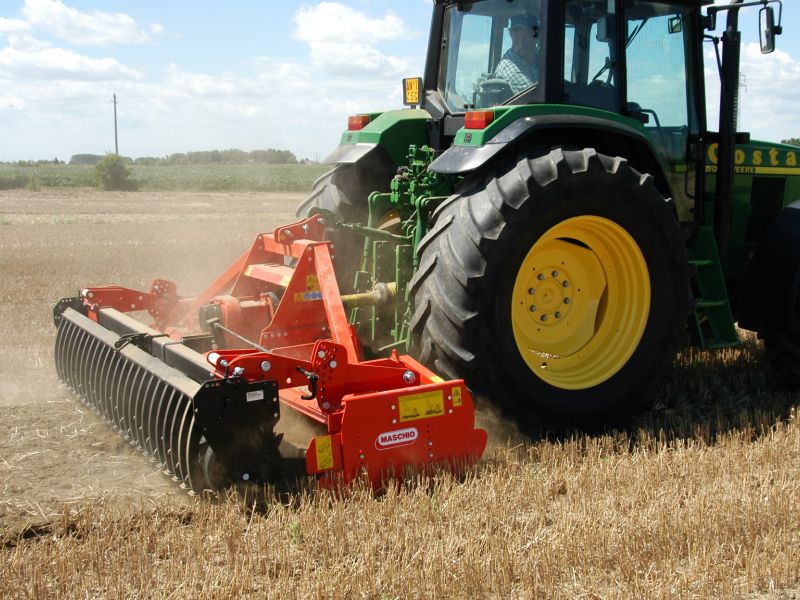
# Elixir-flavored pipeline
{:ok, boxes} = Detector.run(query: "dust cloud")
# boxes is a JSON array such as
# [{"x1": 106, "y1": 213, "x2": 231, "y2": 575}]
[{"x1": 473, "y1": 394, "x2": 530, "y2": 453}]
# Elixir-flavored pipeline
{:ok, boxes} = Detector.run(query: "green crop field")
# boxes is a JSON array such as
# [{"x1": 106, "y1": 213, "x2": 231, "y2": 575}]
[{"x1": 0, "y1": 163, "x2": 330, "y2": 192}]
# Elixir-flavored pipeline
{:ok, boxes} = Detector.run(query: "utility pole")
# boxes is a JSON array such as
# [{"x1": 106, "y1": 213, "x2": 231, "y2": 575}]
[{"x1": 113, "y1": 93, "x2": 119, "y2": 156}]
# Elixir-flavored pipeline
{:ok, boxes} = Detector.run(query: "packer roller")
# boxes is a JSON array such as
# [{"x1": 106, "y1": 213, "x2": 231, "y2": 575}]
[{"x1": 53, "y1": 215, "x2": 486, "y2": 491}]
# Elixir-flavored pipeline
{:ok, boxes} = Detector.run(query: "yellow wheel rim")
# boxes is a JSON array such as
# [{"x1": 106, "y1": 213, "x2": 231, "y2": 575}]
[{"x1": 511, "y1": 216, "x2": 650, "y2": 390}]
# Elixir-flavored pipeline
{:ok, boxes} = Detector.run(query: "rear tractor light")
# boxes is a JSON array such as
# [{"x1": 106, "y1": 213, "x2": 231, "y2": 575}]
[
  {"x1": 348, "y1": 114, "x2": 372, "y2": 131},
  {"x1": 465, "y1": 110, "x2": 494, "y2": 129}
]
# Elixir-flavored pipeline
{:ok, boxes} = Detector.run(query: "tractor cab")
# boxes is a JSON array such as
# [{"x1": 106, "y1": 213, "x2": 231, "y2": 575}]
[
  {"x1": 429, "y1": 0, "x2": 706, "y2": 220},
  {"x1": 432, "y1": 1, "x2": 704, "y2": 117}
]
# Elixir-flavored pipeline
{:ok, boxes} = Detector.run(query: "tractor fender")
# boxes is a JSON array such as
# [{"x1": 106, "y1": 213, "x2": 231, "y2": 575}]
[
  {"x1": 737, "y1": 201, "x2": 800, "y2": 334},
  {"x1": 322, "y1": 109, "x2": 431, "y2": 168},
  {"x1": 429, "y1": 113, "x2": 672, "y2": 199},
  {"x1": 323, "y1": 143, "x2": 383, "y2": 166},
  {"x1": 313, "y1": 143, "x2": 398, "y2": 196}
]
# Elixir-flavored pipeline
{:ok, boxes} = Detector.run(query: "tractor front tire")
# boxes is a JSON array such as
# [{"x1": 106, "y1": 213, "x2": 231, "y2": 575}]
[{"x1": 410, "y1": 148, "x2": 692, "y2": 428}]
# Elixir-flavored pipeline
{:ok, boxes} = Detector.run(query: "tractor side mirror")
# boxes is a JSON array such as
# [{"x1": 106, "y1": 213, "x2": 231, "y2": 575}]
[
  {"x1": 703, "y1": 10, "x2": 716, "y2": 32},
  {"x1": 760, "y1": 7, "x2": 776, "y2": 54},
  {"x1": 596, "y1": 16, "x2": 615, "y2": 42}
]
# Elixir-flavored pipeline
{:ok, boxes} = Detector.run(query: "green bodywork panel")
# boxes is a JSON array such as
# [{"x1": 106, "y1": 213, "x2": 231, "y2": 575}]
[
  {"x1": 704, "y1": 139, "x2": 800, "y2": 281},
  {"x1": 451, "y1": 104, "x2": 653, "y2": 148},
  {"x1": 452, "y1": 104, "x2": 697, "y2": 223},
  {"x1": 338, "y1": 109, "x2": 431, "y2": 167}
]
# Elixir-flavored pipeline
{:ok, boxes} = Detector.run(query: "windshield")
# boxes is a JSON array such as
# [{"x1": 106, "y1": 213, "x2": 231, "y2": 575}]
[{"x1": 438, "y1": 0, "x2": 544, "y2": 112}]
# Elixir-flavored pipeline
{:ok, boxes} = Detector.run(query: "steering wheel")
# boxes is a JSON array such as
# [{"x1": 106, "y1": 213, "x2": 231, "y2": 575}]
[{"x1": 476, "y1": 78, "x2": 513, "y2": 106}]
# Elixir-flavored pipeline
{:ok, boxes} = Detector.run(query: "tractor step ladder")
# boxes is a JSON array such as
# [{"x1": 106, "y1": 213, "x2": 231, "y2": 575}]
[{"x1": 687, "y1": 226, "x2": 740, "y2": 349}]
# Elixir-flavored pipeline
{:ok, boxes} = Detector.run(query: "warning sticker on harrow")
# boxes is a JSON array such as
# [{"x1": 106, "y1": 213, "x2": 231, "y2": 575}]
[
  {"x1": 293, "y1": 275, "x2": 323, "y2": 303},
  {"x1": 293, "y1": 291, "x2": 323, "y2": 303},
  {"x1": 451, "y1": 386, "x2": 462, "y2": 407},
  {"x1": 315, "y1": 435, "x2": 334, "y2": 471},
  {"x1": 398, "y1": 390, "x2": 444, "y2": 422}
]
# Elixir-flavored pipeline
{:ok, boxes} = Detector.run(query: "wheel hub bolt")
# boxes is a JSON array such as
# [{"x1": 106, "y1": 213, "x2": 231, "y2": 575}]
[
  {"x1": 541, "y1": 315, "x2": 548, "y2": 322},
  {"x1": 564, "y1": 298, "x2": 570, "y2": 305},
  {"x1": 555, "y1": 311, "x2": 561, "y2": 319},
  {"x1": 528, "y1": 287, "x2": 536, "y2": 295},
  {"x1": 529, "y1": 305, "x2": 537, "y2": 312},
  {"x1": 552, "y1": 270, "x2": 559, "y2": 277},
  {"x1": 537, "y1": 273, "x2": 545, "y2": 281},
  {"x1": 563, "y1": 281, "x2": 569, "y2": 288}
]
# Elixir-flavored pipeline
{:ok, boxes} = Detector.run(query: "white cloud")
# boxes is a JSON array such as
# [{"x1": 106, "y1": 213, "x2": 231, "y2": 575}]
[
  {"x1": 0, "y1": 46, "x2": 142, "y2": 80},
  {"x1": 294, "y1": 2, "x2": 412, "y2": 44},
  {"x1": 307, "y1": 41, "x2": 410, "y2": 75},
  {"x1": 251, "y1": 57, "x2": 314, "y2": 83},
  {"x1": 0, "y1": 17, "x2": 31, "y2": 34},
  {"x1": 0, "y1": 93, "x2": 25, "y2": 109},
  {"x1": 737, "y1": 43, "x2": 800, "y2": 140},
  {"x1": 164, "y1": 64, "x2": 245, "y2": 97},
  {"x1": 21, "y1": 0, "x2": 150, "y2": 46},
  {"x1": 6, "y1": 31, "x2": 50, "y2": 51},
  {"x1": 0, "y1": 2, "x2": 156, "y2": 82},
  {"x1": 706, "y1": 42, "x2": 800, "y2": 142},
  {"x1": 293, "y1": 3, "x2": 416, "y2": 76}
]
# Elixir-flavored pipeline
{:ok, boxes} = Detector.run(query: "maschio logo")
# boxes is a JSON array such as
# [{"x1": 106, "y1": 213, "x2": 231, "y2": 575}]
[{"x1": 375, "y1": 427, "x2": 419, "y2": 450}]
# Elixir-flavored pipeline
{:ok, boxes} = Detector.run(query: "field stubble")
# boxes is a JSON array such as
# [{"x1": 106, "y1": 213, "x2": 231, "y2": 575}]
[{"x1": 0, "y1": 189, "x2": 798, "y2": 599}]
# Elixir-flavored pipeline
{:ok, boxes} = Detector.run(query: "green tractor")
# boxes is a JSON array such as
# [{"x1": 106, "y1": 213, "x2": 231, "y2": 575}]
[{"x1": 298, "y1": 0, "x2": 797, "y2": 427}]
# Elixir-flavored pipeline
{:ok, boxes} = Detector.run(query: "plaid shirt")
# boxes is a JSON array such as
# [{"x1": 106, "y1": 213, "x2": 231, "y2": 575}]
[{"x1": 493, "y1": 48, "x2": 538, "y2": 94}]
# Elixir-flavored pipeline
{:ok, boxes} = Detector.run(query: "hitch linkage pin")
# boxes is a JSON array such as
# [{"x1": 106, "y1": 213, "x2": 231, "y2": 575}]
[{"x1": 296, "y1": 367, "x2": 320, "y2": 400}]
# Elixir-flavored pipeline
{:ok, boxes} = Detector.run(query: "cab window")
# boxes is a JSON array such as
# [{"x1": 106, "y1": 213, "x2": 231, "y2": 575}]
[{"x1": 439, "y1": 0, "x2": 543, "y2": 111}]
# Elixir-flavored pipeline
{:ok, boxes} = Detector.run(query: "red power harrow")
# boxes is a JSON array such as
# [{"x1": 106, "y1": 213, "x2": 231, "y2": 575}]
[{"x1": 53, "y1": 215, "x2": 486, "y2": 492}]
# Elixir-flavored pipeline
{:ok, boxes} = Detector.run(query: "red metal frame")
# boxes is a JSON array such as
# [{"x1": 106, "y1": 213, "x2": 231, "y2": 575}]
[{"x1": 77, "y1": 215, "x2": 487, "y2": 487}]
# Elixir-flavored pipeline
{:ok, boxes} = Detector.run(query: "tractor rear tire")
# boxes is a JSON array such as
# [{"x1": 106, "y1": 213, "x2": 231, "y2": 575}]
[
  {"x1": 296, "y1": 161, "x2": 394, "y2": 293},
  {"x1": 762, "y1": 269, "x2": 800, "y2": 388},
  {"x1": 763, "y1": 334, "x2": 800, "y2": 387},
  {"x1": 296, "y1": 162, "x2": 386, "y2": 224},
  {"x1": 409, "y1": 148, "x2": 692, "y2": 428}
]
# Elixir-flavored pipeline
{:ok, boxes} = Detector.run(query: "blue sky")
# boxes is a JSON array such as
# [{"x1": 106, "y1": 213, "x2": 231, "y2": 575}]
[{"x1": 0, "y1": 0, "x2": 798, "y2": 162}]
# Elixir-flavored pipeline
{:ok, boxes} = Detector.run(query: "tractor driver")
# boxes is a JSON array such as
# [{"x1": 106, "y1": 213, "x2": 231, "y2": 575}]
[{"x1": 493, "y1": 13, "x2": 541, "y2": 95}]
